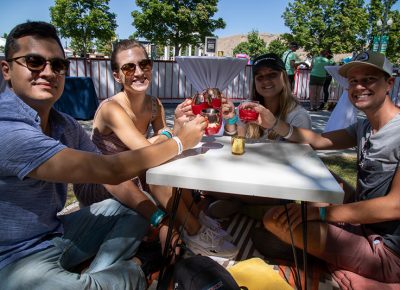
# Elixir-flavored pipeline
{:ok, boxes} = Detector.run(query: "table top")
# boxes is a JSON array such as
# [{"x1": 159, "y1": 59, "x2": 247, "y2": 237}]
[{"x1": 146, "y1": 136, "x2": 344, "y2": 204}]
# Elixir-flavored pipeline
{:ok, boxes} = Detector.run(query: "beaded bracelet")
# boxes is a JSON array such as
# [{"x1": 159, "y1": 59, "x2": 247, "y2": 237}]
[
  {"x1": 150, "y1": 208, "x2": 167, "y2": 228},
  {"x1": 319, "y1": 207, "x2": 327, "y2": 222}
]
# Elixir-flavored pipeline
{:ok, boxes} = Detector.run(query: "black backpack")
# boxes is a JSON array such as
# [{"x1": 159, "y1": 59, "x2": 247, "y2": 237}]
[{"x1": 172, "y1": 256, "x2": 244, "y2": 290}]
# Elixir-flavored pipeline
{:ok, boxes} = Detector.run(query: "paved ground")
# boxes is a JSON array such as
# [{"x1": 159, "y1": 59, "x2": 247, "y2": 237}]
[{"x1": 79, "y1": 103, "x2": 358, "y2": 157}]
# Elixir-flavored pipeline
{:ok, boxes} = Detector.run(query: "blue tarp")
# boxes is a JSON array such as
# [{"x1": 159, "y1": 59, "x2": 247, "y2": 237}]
[{"x1": 54, "y1": 77, "x2": 99, "y2": 120}]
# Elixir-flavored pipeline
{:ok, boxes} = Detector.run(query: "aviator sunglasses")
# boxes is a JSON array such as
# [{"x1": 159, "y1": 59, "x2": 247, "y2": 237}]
[
  {"x1": 120, "y1": 59, "x2": 152, "y2": 77},
  {"x1": 6, "y1": 54, "x2": 70, "y2": 75}
]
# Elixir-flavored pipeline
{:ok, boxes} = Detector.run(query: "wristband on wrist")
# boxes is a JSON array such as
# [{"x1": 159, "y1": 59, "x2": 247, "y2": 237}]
[
  {"x1": 172, "y1": 136, "x2": 183, "y2": 155},
  {"x1": 319, "y1": 207, "x2": 327, "y2": 222},
  {"x1": 227, "y1": 115, "x2": 238, "y2": 125},
  {"x1": 282, "y1": 124, "x2": 293, "y2": 139},
  {"x1": 150, "y1": 208, "x2": 167, "y2": 227},
  {"x1": 160, "y1": 130, "x2": 173, "y2": 139}
]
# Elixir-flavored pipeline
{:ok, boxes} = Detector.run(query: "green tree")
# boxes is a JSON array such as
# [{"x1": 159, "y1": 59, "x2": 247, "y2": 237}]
[
  {"x1": 282, "y1": 0, "x2": 369, "y2": 54},
  {"x1": 266, "y1": 38, "x2": 287, "y2": 57},
  {"x1": 368, "y1": 0, "x2": 399, "y2": 63},
  {"x1": 50, "y1": 0, "x2": 117, "y2": 56},
  {"x1": 131, "y1": 0, "x2": 225, "y2": 56},
  {"x1": 232, "y1": 30, "x2": 268, "y2": 60}
]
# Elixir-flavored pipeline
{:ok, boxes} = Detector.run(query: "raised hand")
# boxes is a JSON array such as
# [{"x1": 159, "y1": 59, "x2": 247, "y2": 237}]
[
  {"x1": 173, "y1": 98, "x2": 195, "y2": 134},
  {"x1": 176, "y1": 115, "x2": 207, "y2": 150},
  {"x1": 246, "y1": 102, "x2": 277, "y2": 129},
  {"x1": 221, "y1": 95, "x2": 235, "y2": 120}
]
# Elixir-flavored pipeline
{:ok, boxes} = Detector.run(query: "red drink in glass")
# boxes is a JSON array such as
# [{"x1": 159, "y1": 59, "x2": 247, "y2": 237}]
[
  {"x1": 192, "y1": 103, "x2": 208, "y2": 115},
  {"x1": 205, "y1": 122, "x2": 222, "y2": 136},
  {"x1": 239, "y1": 107, "x2": 259, "y2": 121},
  {"x1": 201, "y1": 108, "x2": 221, "y2": 136},
  {"x1": 238, "y1": 100, "x2": 259, "y2": 121},
  {"x1": 192, "y1": 92, "x2": 211, "y2": 115},
  {"x1": 211, "y1": 98, "x2": 222, "y2": 109}
]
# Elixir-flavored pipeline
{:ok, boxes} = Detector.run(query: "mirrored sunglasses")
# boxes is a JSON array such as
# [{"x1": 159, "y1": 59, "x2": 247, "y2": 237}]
[
  {"x1": 120, "y1": 59, "x2": 152, "y2": 77},
  {"x1": 7, "y1": 54, "x2": 70, "y2": 75}
]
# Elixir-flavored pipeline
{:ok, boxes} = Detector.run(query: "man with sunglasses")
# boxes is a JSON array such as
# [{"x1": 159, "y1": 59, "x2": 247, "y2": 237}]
[
  {"x1": 249, "y1": 51, "x2": 400, "y2": 287},
  {"x1": 0, "y1": 21, "x2": 206, "y2": 290}
]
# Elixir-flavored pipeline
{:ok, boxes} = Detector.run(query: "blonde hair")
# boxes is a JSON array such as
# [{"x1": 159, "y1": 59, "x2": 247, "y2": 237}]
[{"x1": 246, "y1": 70, "x2": 298, "y2": 139}]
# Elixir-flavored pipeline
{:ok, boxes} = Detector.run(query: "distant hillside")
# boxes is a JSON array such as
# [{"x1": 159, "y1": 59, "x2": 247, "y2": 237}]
[{"x1": 216, "y1": 33, "x2": 280, "y2": 57}]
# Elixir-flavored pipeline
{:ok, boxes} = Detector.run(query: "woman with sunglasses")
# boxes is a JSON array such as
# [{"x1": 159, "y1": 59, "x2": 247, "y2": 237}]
[{"x1": 75, "y1": 39, "x2": 238, "y2": 260}]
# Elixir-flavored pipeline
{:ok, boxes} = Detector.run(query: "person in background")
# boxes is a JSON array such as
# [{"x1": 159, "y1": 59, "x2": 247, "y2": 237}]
[
  {"x1": 0, "y1": 21, "x2": 206, "y2": 290},
  {"x1": 251, "y1": 51, "x2": 400, "y2": 288},
  {"x1": 320, "y1": 49, "x2": 336, "y2": 110},
  {"x1": 207, "y1": 53, "x2": 311, "y2": 218},
  {"x1": 74, "y1": 39, "x2": 238, "y2": 260},
  {"x1": 282, "y1": 41, "x2": 304, "y2": 91},
  {"x1": 308, "y1": 49, "x2": 333, "y2": 111}
]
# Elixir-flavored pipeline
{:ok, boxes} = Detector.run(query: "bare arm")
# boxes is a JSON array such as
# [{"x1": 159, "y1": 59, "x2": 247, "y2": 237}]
[
  {"x1": 104, "y1": 181, "x2": 157, "y2": 220},
  {"x1": 251, "y1": 104, "x2": 357, "y2": 150},
  {"x1": 326, "y1": 167, "x2": 400, "y2": 224},
  {"x1": 150, "y1": 97, "x2": 168, "y2": 138},
  {"x1": 272, "y1": 168, "x2": 400, "y2": 230},
  {"x1": 28, "y1": 115, "x2": 206, "y2": 185}
]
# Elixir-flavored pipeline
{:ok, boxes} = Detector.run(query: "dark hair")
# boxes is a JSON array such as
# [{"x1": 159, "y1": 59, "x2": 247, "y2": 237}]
[
  {"x1": 5, "y1": 21, "x2": 64, "y2": 59},
  {"x1": 111, "y1": 39, "x2": 149, "y2": 72},
  {"x1": 289, "y1": 41, "x2": 299, "y2": 49}
]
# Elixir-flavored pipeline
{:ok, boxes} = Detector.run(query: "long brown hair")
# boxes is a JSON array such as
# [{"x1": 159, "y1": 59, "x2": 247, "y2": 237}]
[{"x1": 246, "y1": 69, "x2": 298, "y2": 139}]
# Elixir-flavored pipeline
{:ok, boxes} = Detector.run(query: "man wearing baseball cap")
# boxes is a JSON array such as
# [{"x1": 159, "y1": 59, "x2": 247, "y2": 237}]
[{"x1": 254, "y1": 51, "x2": 400, "y2": 288}]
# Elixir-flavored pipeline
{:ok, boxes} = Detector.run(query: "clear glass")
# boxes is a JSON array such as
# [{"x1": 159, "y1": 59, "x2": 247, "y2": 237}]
[
  {"x1": 200, "y1": 108, "x2": 222, "y2": 136},
  {"x1": 192, "y1": 92, "x2": 212, "y2": 115}
]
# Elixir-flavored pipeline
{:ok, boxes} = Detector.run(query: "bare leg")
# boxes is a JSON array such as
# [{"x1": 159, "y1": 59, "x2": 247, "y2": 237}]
[
  {"x1": 309, "y1": 84, "x2": 317, "y2": 110},
  {"x1": 315, "y1": 85, "x2": 323, "y2": 110},
  {"x1": 263, "y1": 208, "x2": 328, "y2": 258}
]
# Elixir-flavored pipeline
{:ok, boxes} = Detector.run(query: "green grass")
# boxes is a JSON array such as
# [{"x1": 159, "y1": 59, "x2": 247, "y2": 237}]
[
  {"x1": 66, "y1": 184, "x2": 77, "y2": 207},
  {"x1": 64, "y1": 155, "x2": 357, "y2": 209},
  {"x1": 320, "y1": 155, "x2": 357, "y2": 189}
]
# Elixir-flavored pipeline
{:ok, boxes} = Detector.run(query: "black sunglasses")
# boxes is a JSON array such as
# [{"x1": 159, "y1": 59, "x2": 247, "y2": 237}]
[
  {"x1": 7, "y1": 54, "x2": 70, "y2": 75},
  {"x1": 120, "y1": 59, "x2": 152, "y2": 77}
]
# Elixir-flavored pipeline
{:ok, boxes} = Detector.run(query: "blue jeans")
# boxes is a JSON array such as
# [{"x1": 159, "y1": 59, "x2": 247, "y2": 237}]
[{"x1": 0, "y1": 199, "x2": 148, "y2": 290}]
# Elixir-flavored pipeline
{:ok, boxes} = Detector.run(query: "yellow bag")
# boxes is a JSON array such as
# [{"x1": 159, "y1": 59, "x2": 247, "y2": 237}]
[{"x1": 227, "y1": 258, "x2": 293, "y2": 290}]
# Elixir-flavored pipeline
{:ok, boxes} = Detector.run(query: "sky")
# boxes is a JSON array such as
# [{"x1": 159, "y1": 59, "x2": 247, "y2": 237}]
[{"x1": 0, "y1": 0, "x2": 291, "y2": 42}]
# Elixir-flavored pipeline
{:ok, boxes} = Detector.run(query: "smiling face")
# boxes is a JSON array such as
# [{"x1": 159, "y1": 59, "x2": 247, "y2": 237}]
[
  {"x1": 1, "y1": 36, "x2": 65, "y2": 111},
  {"x1": 347, "y1": 64, "x2": 394, "y2": 113},
  {"x1": 113, "y1": 46, "x2": 152, "y2": 93},
  {"x1": 254, "y1": 67, "x2": 284, "y2": 100}
]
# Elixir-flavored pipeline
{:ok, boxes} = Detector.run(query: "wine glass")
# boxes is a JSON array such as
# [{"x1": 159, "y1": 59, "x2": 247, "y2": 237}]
[
  {"x1": 191, "y1": 92, "x2": 211, "y2": 115},
  {"x1": 201, "y1": 108, "x2": 222, "y2": 136},
  {"x1": 204, "y1": 88, "x2": 222, "y2": 110},
  {"x1": 238, "y1": 100, "x2": 259, "y2": 121}
]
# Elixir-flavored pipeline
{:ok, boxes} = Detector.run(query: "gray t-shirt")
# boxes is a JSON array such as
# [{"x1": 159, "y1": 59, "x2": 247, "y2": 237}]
[
  {"x1": 0, "y1": 88, "x2": 99, "y2": 270},
  {"x1": 346, "y1": 114, "x2": 400, "y2": 255},
  {"x1": 260, "y1": 104, "x2": 311, "y2": 140}
]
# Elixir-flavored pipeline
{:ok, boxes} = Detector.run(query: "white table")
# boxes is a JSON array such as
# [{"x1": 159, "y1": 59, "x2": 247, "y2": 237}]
[
  {"x1": 148, "y1": 136, "x2": 344, "y2": 290},
  {"x1": 147, "y1": 136, "x2": 344, "y2": 204}
]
